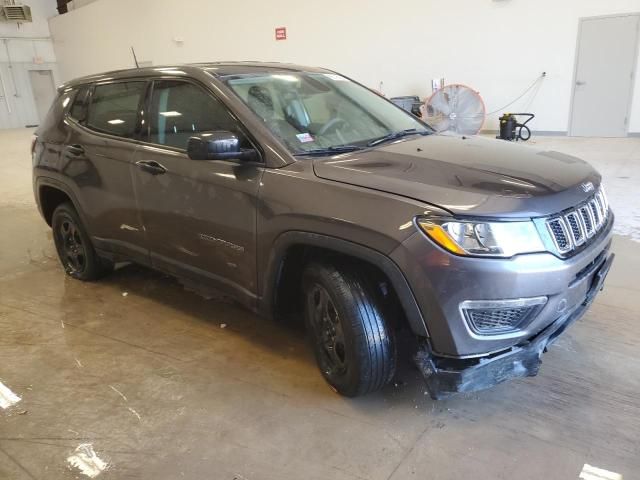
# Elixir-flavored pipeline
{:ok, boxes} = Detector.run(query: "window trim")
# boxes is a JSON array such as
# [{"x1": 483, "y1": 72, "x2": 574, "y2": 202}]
[
  {"x1": 61, "y1": 87, "x2": 77, "y2": 116},
  {"x1": 66, "y1": 84, "x2": 91, "y2": 124},
  {"x1": 139, "y1": 76, "x2": 264, "y2": 163}
]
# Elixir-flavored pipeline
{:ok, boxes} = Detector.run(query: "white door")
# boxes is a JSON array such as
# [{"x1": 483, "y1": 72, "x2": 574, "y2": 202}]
[
  {"x1": 28, "y1": 70, "x2": 56, "y2": 125},
  {"x1": 570, "y1": 14, "x2": 640, "y2": 137}
]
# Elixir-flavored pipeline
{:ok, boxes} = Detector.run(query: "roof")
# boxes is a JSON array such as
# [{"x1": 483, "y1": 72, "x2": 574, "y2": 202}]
[
  {"x1": 60, "y1": 62, "x2": 330, "y2": 89},
  {"x1": 201, "y1": 61, "x2": 329, "y2": 76}
]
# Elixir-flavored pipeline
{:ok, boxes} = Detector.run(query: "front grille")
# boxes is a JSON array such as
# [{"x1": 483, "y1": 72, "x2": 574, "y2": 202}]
[
  {"x1": 460, "y1": 297, "x2": 547, "y2": 335},
  {"x1": 546, "y1": 187, "x2": 610, "y2": 255}
]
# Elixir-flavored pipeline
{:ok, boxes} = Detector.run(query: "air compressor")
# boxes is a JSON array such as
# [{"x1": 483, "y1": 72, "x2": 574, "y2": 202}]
[{"x1": 497, "y1": 113, "x2": 535, "y2": 142}]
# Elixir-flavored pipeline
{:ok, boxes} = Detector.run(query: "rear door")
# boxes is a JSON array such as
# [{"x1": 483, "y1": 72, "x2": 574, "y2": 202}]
[
  {"x1": 131, "y1": 78, "x2": 263, "y2": 306},
  {"x1": 64, "y1": 80, "x2": 148, "y2": 263}
]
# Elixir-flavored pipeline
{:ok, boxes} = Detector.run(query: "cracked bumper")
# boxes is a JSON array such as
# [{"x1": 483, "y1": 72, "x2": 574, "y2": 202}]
[{"x1": 416, "y1": 253, "x2": 615, "y2": 399}]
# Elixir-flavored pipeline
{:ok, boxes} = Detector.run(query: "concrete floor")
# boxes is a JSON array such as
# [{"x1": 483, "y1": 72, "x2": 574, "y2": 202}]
[{"x1": 1, "y1": 128, "x2": 639, "y2": 479}]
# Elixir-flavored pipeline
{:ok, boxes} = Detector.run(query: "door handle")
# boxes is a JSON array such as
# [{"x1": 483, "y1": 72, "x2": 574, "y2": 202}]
[
  {"x1": 576, "y1": 80, "x2": 586, "y2": 86},
  {"x1": 136, "y1": 160, "x2": 167, "y2": 175},
  {"x1": 65, "y1": 144, "x2": 85, "y2": 155}
]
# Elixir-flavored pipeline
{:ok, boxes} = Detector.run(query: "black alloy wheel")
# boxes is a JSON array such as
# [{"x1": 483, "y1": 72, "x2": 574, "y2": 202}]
[
  {"x1": 302, "y1": 262, "x2": 396, "y2": 397},
  {"x1": 51, "y1": 202, "x2": 113, "y2": 281}
]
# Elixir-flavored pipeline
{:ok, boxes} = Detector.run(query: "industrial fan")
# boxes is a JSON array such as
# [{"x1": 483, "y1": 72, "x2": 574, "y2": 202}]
[{"x1": 424, "y1": 84, "x2": 486, "y2": 135}]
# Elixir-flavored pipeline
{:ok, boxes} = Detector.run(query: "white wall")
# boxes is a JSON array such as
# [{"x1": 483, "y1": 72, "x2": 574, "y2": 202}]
[
  {"x1": 1, "y1": 0, "x2": 59, "y2": 128},
  {"x1": 48, "y1": 0, "x2": 640, "y2": 133}
]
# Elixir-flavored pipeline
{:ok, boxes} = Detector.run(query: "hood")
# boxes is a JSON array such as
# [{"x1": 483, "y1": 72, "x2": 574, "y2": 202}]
[{"x1": 312, "y1": 134, "x2": 601, "y2": 218}]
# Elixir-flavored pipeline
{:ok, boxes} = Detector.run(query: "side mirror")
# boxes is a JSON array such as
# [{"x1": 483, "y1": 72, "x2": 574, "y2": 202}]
[{"x1": 187, "y1": 131, "x2": 258, "y2": 161}]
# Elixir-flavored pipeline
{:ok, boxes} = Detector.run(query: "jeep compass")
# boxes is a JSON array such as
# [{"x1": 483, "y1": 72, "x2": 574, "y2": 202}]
[{"x1": 32, "y1": 63, "x2": 614, "y2": 398}]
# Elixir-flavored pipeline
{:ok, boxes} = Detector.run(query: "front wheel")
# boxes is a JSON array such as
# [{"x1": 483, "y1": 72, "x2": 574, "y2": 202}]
[{"x1": 302, "y1": 263, "x2": 396, "y2": 397}]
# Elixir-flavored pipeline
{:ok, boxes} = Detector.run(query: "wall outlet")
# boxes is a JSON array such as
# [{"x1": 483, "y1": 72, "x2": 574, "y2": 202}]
[{"x1": 432, "y1": 78, "x2": 444, "y2": 92}]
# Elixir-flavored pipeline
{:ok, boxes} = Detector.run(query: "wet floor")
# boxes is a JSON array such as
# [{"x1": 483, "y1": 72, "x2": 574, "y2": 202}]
[{"x1": 1, "y1": 128, "x2": 639, "y2": 479}]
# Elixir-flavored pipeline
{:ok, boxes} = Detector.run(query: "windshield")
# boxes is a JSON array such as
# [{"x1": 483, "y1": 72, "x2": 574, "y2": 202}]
[{"x1": 223, "y1": 71, "x2": 431, "y2": 154}]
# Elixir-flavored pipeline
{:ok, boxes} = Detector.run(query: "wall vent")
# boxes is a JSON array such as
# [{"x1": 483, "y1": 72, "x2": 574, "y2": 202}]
[{"x1": 0, "y1": 4, "x2": 32, "y2": 22}]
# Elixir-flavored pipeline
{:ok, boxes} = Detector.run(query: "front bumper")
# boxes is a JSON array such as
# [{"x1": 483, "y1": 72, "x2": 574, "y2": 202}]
[
  {"x1": 391, "y1": 214, "x2": 614, "y2": 357},
  {"x1": 416, "y1": 252, "x2": 614, "y2": 399}
]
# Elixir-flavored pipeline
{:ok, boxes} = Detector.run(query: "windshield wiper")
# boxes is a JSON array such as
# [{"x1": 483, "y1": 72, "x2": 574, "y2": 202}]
[
  {"x1": 295, "y1": 145, "x2": 363, "y2": 156},
  {"x1": 367, "y1": 129, "x2": 426, "y2": 147}
]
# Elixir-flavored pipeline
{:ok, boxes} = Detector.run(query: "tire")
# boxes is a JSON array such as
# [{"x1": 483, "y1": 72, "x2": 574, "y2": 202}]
[
  {"x1": 51, "y1": 202, "x2": 113, "y2": 281},
  {"x1": 302, "y1": 262, "x2": 396, "y2": 397}
]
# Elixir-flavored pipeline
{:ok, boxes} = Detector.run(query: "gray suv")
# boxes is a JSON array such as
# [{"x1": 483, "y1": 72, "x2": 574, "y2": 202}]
[{"x1": 32, "y1": 62, "x2": 614, "y2": 399}]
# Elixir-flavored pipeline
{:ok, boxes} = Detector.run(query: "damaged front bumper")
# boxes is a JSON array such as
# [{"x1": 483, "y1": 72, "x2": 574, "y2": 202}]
[{"x1": 416, "y1": 253, "x2": 615, "y2": 400}]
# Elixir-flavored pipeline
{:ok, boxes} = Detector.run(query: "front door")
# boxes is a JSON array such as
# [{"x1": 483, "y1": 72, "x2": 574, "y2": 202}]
[
  {"x1": 132, "y1": 79, "x2": 263, "y2": 306},
  {"x1": 570, "y1": 14, "x2": 640, "y2": 137}
]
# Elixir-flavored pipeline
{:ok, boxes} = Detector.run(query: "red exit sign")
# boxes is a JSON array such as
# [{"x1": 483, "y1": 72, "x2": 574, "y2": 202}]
[{"x1": 275, "y1": 27, "x2": 287, "y2": 41}]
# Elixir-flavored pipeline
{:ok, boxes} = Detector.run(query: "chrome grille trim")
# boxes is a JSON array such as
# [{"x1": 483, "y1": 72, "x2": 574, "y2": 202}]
[
  {"x1": 589, "y1": 199, "x2": 602, "y2": 228},
  {"x1": 595, "y1": 191, "x2": 606, "y2": 214},
  {"x1": 600, "y1": 188, "x2": 609, "y2": 212},
  {"x1": 545, "y1": 187, "x2": 610, "y2": 256},
  {"x1": 564, "y1": 211, "x2": 585, "y2": 246},
  {"x1": 546, "y1": 218, "x2": 572, "y2": 253}
]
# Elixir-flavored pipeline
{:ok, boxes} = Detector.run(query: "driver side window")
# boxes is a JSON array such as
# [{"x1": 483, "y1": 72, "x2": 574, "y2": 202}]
[{"x1": 146, "y1": 80, "x2": 247, "y2": 150}]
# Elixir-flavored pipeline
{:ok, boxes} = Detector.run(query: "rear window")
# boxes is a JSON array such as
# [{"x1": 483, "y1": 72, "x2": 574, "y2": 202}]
[{"x1": 86, "y1": 82, "x2": 146, "y2": 138}]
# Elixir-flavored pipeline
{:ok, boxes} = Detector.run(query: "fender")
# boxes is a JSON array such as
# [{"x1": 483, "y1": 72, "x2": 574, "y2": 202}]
[
  {"x1": 35, "y1": 176, "x2": 90, "y2": 228},
  {"x1": 259, "y1": 231, "x2": 430, "y2": 338}
]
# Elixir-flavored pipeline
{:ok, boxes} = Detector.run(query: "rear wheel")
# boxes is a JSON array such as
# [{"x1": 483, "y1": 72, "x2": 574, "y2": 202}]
[
  {"x1": 302, "y1": 262, "x2": 396, "y2": 396},
  {"x1": 52, "y1": 202, "x2": 113, "y2": 281}
]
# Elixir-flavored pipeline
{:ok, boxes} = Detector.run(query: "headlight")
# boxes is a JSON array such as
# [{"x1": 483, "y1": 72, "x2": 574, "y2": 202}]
[{"x1": 416, "y1": 217, "x2": 545, "y2": 257}]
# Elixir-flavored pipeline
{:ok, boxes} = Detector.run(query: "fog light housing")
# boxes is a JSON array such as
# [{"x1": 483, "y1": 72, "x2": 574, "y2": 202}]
[{"x1": 460, "y1": 297, "x2": 547, "y2": 336}]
